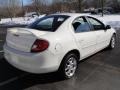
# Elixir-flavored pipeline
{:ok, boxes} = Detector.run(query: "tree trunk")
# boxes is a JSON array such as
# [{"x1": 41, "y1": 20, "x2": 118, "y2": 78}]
[{"x1": 78, "y1": 0, "x2": 82, "y2": 12}]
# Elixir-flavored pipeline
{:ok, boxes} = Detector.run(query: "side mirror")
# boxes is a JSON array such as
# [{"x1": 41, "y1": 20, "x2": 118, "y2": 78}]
[{"x1": 105, "y1": 25, "x2": 111, "y2": 30}]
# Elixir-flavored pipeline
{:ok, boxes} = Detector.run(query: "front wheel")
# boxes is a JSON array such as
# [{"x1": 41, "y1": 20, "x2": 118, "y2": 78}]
[
  {"x1": 108, "y1": 35, "x2": 116, "y2": 49},
  {"x1": 58, "y1": 53, "x2": 78, "y2": 79}
]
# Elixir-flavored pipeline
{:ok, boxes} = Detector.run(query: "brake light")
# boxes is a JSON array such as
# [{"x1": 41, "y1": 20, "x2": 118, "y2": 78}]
[{"x1": 31, "y1": 39, "x2": 49, "y2": 53}]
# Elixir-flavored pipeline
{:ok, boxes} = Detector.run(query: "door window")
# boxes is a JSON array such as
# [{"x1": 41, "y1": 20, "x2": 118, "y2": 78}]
[
  {"x1": 72, "y1": 17, "x2": 90, "y2": 33},
  {"x1": 87, "y1": 17, "x2": 105, "y2": 30}
]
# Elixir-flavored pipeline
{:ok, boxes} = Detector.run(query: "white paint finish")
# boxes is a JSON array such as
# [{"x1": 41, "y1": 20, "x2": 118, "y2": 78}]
[
  {"x1": 6, "y1": 28, "x2": 52, "y2": 52},
  {"x1": 4, "y1": 13, "x2": 116, "y2": 74},
  {"x1": 74, "y1": 31, "x2": 97, "y2": 58},
  {"x1": 95, "y1": 29, "x2": 112, "y2": 51}
]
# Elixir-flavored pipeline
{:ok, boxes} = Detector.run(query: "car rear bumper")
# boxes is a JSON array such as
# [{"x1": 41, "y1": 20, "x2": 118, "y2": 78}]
[{"x1": 3, "y1": 44, "x2": 60, "y2": 74}]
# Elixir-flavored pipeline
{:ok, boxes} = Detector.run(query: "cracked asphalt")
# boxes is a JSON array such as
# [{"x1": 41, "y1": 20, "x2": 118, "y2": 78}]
[{"x1": 0, "y1": 26, "x2": 120, "y2": 90}]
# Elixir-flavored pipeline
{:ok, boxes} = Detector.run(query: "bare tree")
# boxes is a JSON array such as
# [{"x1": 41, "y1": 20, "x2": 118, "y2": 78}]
[
  {"x1": 77, "y1": 0, "x2": 83, "y2": 12},
  {"x1": 111, "y1": 0, "x2": 120, "y2": 12},
  {"x1": 63, "y1": 0, "x2": 84, "y2": 12},
  {"x1": 7, "y1": 0, "x2": 21, "y2": 17},
  {"x1": 0, "y1": 0, "x2": 22, "y2": 19},
  {"x1": 32, "y1": 0, "x2": 48, "y2": 14}
]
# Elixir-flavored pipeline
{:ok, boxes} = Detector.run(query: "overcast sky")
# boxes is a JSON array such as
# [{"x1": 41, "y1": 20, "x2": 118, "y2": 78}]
[
  {"x1": 23, "y1": 0, "x2": 52, "y2": 5},
  {"x1": 23, "y1": 0, "x2": 32, "y2": 5}
]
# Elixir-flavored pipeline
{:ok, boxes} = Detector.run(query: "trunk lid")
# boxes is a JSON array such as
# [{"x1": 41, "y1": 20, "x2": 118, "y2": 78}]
[{"x1": 6, "y1": 28, "x2": 49, "y2": 52}]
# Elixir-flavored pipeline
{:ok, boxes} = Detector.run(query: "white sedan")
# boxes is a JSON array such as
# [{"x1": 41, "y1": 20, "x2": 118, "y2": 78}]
[{"x1": 4, "y1": 13, "x2": 116, "y2": 79}]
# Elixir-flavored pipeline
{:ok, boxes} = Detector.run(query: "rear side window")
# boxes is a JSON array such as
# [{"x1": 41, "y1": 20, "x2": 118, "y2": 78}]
[
  {"x1": 36, "y1": 17, "x2": 54, "y2": 30},
  {"x1": 72, "y1": 17, "x2": 91, "y2": 33},
  {"x1": 28, "y1": 15, "x2": 69, "y2": 32}
]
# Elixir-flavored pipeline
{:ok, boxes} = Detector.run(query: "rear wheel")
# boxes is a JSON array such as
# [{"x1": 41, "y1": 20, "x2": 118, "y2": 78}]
[
  {"x1": 108, "y1": 35, "x2": 116, "y2": 49},
  {"x1": 58, "y1": 53, "x2": 78, "y2": 79}
]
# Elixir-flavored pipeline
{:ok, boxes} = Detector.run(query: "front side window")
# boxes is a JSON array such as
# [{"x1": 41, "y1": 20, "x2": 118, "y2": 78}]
[
  {"x1": 72, "y1": 17, "x2": 90, "y2": 33},
  {"x1": 87, "y1": 17, "x2": 105, "y2": 30},
  {"x1": 28, "y1": 15, "x2": 69, "y2": 32}
]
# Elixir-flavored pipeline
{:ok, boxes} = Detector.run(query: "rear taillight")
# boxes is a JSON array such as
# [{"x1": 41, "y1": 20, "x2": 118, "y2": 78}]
[{"x1": 31, "y1": 39, "x2": 49, "y2": 53}]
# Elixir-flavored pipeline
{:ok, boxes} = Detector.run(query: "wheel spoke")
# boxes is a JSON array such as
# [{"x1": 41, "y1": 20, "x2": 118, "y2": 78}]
[
  {"x1": 112, "y1": 37, "x2": 115, "y2": 48},
  {"x1": 65, "y1": 65, "x2": 70, "y2": 71},
  {"x1": 65, "y1": 56, "x2": 77, "y2": 77}
]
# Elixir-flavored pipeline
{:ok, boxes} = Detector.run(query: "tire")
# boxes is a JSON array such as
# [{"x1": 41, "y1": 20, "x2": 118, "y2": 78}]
[
  {"x1": 108, "y1": 35, "x2": 116, "y2": 49},
  {"x1": 58, "y1": 53, "x2": 78, "y2": 79}
]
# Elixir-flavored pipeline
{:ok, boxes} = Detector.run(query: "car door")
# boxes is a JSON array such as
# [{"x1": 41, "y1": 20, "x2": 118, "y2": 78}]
[
  {"x1": 86, "y1": 16, "x2": 110, "y2": 51},
  {"x1": 72, "y1": 17, "x2": 97, "y2": 59}
]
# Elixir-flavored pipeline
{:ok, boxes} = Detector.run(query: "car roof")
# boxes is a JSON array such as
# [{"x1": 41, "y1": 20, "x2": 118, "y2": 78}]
[
  {"x1": 51, "y1": 13, "x2": 107, "y2": 25},
  {"x1": 51, "y1": 13, "x2": 92, "y2": 17}
]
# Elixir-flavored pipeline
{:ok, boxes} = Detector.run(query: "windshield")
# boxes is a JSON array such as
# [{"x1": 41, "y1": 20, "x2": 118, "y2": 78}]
[{"x1": 28, "y1": 15, "x2": 70, "y2": 32}]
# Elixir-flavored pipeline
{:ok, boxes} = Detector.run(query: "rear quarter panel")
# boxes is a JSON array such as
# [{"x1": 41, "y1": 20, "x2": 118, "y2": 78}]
[{"x1": 38, "y1": 18, "x2": 81, "y2": 64}]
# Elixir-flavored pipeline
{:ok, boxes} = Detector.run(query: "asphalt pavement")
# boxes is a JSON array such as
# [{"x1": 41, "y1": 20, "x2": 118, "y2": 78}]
[{"x1": 0, "y1": 27, "x2": 120, "y2": 90}]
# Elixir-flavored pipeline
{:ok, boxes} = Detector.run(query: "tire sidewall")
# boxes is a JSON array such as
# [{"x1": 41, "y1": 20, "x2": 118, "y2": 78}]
[
  {"x1": 110, "y1": 35, "x2": 116, "y2": 49},
  {"x1": 59, "y1": 53, "x2": 78, "y2": 79}
]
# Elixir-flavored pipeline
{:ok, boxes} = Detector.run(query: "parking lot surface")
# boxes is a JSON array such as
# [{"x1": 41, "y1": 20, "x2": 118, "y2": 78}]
[{"x1": 0, "y1": 27, "x2": 120, "y2": 90}]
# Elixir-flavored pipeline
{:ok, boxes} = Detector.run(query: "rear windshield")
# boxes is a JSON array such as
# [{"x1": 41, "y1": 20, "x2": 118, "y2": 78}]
[{"x1": 28, "y1": 15, "x2": 70, "y2": 32}]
